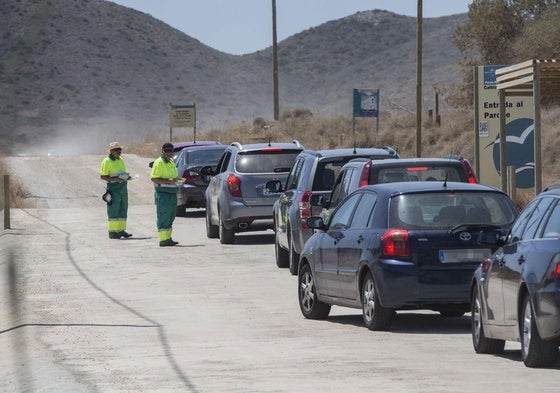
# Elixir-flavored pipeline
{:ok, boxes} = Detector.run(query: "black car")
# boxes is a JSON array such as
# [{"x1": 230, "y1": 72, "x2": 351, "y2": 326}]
[
  {"x1": 268, "y1": 147, "x2": 399, "y2": 275},
  {"x1": 175, "y1": 144, "x2": 227, "y2": 215},
  {"x1": 298, "y1": 182, "x2": 518, "y2": 331},
  {"x1": 471, "y1": 184, "x2": 560, "y2": 368}
]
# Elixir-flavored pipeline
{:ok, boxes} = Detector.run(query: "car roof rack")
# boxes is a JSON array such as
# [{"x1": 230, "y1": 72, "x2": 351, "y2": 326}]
[
  {"x1": 382, "y1": 146, "x2": 398, "y2": 156},
  {"x1": 542, "y1": 181, "x2": 560, "y2": 192},
  {"x1": 230, "y1": 142, "x2": 243, "y2": 149},
  {"x1": 291, "y1": 139, "x2": 303, "y2": 148}
]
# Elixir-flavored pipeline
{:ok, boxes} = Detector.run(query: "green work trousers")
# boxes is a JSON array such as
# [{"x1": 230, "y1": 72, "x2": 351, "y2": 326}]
[
  {"x1": 155, "y1": 191, "x2": 177, "y2": 241},
  {"x1": 106, "y1": 183, "x2": 128, "y2": 237}
]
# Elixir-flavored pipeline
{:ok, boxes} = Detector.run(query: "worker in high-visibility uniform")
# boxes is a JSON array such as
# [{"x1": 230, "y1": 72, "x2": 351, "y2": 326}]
[
  {"x1": 150, "y1": 142, "x2": 182, "y2": 247},
  {"x1": 99, "y1": 141, "x2": 132, "y2": 239}
]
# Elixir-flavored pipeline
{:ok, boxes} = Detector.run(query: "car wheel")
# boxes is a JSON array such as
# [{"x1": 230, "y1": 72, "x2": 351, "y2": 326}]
[
  {"x1": 206, "y1": 207, "x2": 218, "y2": 238},
  {"x1": 275, "y1": 226, "x2": 289, "y2": 268},
  {"x1": 362, "y1": 271, "x2": 394, "y2": 331},
  {"x1": 471, "y1": 285, "x2": 505, "y2": 354},
  {"x1": 298, "y1": 262, "x2": 330, "y2": 319},
  {"x1": 219, "y1": 214, "x2": 235, "y2": 244},
  {"x1": 288, "y1": 236, "x2": 300, "y2": 276},
  {"x1": 521, "y1": 294, "x2": 559, "y2": 368}
]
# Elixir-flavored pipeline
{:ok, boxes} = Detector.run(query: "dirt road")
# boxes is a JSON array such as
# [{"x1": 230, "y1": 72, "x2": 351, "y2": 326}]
[{"x1": 1, "y1": 154, "x2": 559, "y2": 392}]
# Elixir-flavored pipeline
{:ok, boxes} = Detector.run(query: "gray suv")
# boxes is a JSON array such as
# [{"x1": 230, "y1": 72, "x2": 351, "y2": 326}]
[
  {"x1": 268, "y1": 147, "x2": 399, "y2": 275},
  {"x1": 203, "y1": 141, "x2": 304, "y2": 244}
]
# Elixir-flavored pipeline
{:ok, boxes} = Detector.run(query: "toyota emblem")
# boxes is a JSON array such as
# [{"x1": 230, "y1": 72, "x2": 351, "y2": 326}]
[{"x1": 459, "y1": 232, "x2": 472, "y2": 241}]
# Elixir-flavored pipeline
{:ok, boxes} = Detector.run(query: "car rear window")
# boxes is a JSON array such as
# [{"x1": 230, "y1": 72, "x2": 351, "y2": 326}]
[
  {"x1": 389, "y1": 191, "x2": 517, "y2": 229},
  {"x1": 235, "y1": 149, "x2": 301, "y2": 174},
  {"x1": 312, "y1": 155, "x2": 391, "y2": 191},
  {"x1": 373, "y1": 164, "x2": 467, "y2": 183},
  {"x1": 180, "y1": 148, "x2": 225, "y2": 166}
]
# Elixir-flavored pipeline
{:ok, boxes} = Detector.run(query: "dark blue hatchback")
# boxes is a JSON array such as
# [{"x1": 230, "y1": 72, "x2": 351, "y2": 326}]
[
  {"x1": 471, "y1": 184, "x2": 560, "y2": 367},
  {"x1": 298, "y1": 181, "x2": 518, "y2": 331}
]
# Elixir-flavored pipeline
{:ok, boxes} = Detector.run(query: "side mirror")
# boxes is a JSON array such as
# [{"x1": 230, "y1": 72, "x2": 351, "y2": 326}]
[
  {"x1": 265, "y1": 180, "x2": 283, "y2": 194},
  {"x1": 306, "y1": 216, "x2": 326, "y2": 230},
  {"x1": 200, "y1": 165, "x2": 216, "y2": 176},
  {"x1": 309, "y1": 194, "x2": 325, "y2": 207}
]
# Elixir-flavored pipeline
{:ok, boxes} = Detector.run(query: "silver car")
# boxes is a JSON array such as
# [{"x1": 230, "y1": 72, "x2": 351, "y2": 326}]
[{"x1": 204, "y1": 141, "x2": 304, "y2": 244}]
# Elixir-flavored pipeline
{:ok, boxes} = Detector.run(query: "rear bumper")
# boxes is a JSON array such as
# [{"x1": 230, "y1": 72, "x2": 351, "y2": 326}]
[
  {"x1": 222, "y1": 202, "x2": 274, "y2": 231},
  {"x1": 373, "y1": 259, "x2": 477, "y2": 309},
  {"x1": 177, "y1": 184, "x2": 206, "y2": 208}
]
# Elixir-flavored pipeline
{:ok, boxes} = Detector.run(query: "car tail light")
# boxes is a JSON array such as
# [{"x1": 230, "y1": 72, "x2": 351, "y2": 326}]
[
  {"x1": 546, "y1": 254, "x2": 560, "y2": 279},
  {"x1": 359, "y1": 162, "x2": 371, "y2": 187},
  {"x1": 261, "y1": 147, "x2": 283, "y2": 153},
  {"x1": 481, "y1": 257, "x2": 492, "y2": 273},
  {"x1": 407, "y1": 166, "x2": 429, "y2": 172},
  {"x1": 381, "y1": 229, "x2": 410, "y2": 257},
  {"x1": 461, "y1": 161, "x2": 478, "y2": 184},
  {"x1": 227, "y1": 174, "x2": 242, "y2": 197},
  {"x1": 299, "y1": 191, "x2": 312, "y2": 228},
  {"x1": 181, "y1": 170, "x2": 200, "y2": 183}
]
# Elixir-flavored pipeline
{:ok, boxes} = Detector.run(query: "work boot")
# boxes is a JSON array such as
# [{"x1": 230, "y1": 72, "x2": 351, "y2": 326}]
[
  {"x1": 170, "y1": 238, "x2": 179, "y2": 245},
  {"x1": 109, "y1": 232, "x2": 121, "y2": 239},
  {"x1": 159, "y1": 239, "x2": 176, "y2": 247},
  {"x1": 119, "y1": 231, "x2": 133, "y2": 238}
]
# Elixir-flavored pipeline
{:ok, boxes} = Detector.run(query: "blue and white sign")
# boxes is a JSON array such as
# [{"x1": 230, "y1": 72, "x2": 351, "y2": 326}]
[{"x1": 353, "y1": 89, "x2": 379, "y2": 118}]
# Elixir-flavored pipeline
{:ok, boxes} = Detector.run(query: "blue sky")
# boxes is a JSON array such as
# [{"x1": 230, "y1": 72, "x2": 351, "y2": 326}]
[{"x1": 108, "y1": 0, "x2": 472, "y2": 55}]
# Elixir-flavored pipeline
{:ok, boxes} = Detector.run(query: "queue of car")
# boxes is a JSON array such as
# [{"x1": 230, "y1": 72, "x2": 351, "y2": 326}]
[{"x1": 176, "y1": 140, "x2": 560, "y2": 368}]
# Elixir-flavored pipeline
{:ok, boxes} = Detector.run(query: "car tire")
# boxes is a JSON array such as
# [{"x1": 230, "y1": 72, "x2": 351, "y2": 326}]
[
  {"x1": 219, "y1": 213, "x2": 235, "y2": 244},
  {"x1": 298, "y1": 262, "x2": 330, "y2": 319},
  {"x1": 471, "y1": 285, "x2": 505, "y2": 354},
  {"x1": 521, "y1": 294, "x2": 559, "y2": 368},
  {"x1": 288, "y1": 236, "x2": 300, "y2": 276},
  {"x1": 206, "y1": 207, "x2": 218, "y2": 239},
  {"x1": 275, "y1": 226, "x2": 289, "y2": 268},
  {"x1": 362, "y1": 271, "x2": 395, "y2": 331}
]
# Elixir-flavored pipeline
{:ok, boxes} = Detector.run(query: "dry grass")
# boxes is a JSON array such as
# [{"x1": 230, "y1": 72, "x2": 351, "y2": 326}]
[{"x1": 0, "y1": 155, "x2": 35, "y2": 209}]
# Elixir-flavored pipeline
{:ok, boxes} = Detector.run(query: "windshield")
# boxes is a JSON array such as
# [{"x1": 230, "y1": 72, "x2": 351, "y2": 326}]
[{"x1": 389, "y1": 191, "x2": 517, "y2": 229}]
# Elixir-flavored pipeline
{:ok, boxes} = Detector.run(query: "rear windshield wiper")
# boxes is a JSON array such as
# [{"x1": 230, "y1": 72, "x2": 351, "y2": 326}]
[{"x1": 448, "y1": 223, "x2": 501, "y2": 235}]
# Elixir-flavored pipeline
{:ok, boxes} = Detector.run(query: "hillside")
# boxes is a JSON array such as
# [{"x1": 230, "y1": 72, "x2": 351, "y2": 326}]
[{"x1": 0, "y1": 0, "x2": 465, "y2": 154}]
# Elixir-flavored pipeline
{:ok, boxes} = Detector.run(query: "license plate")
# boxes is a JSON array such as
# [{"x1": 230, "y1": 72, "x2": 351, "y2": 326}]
[{"x1": 439, "y1": 249, "x2": 491, "y2": 263}]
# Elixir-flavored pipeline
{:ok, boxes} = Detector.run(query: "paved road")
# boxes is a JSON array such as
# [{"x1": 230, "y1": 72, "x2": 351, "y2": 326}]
[{"x1": 1, "y1": 155, "x2": 559, "y2": 392}]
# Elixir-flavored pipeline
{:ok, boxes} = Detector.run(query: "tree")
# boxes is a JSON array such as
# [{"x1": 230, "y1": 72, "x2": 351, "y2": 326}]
[{"x1": 447, "y1": 0, "x2": 560, "y2": 107}]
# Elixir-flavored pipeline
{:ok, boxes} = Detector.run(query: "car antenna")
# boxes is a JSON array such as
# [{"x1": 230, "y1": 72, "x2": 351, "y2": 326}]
[
  {"x1": 268, "y1": 137, "x2": 271, "y2": 147},
  {"x1": 352, "y1": 142, "x2": 357, "y2": 154},
  {"x1": 443, "y1": 152, "x2": 454, "y2": 188}
]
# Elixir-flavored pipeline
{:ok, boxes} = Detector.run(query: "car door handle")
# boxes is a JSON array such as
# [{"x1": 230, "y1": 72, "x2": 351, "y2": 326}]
[
  {"x1": 357, "y1": 235, "x2": 364, "y2": 244},
  {"x1": 518, "y1": 255, "x2": 525, "y2": 265}
]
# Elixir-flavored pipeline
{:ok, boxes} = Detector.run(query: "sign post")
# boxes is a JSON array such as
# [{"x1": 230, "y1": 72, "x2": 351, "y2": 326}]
[
  {"x1": 352, "y1": 89, "x2": 380, "y2": 144},
  {"x1": 169, "y1": 103, "x2": 196, "y2": 142}
]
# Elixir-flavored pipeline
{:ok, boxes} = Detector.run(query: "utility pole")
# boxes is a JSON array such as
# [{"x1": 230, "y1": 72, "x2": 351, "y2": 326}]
[
  {"x1": 416, "y1": 0, "x2": 423, "y2": 157},
  {"x1": 272, "y1": 0, "x2": 279, "y2": 120}
]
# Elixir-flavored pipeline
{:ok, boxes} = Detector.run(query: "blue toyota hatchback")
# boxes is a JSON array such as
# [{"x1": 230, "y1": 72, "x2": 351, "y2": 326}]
[{"x1": 298, "y1": 181, "x2": 518, "y2": 331}]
